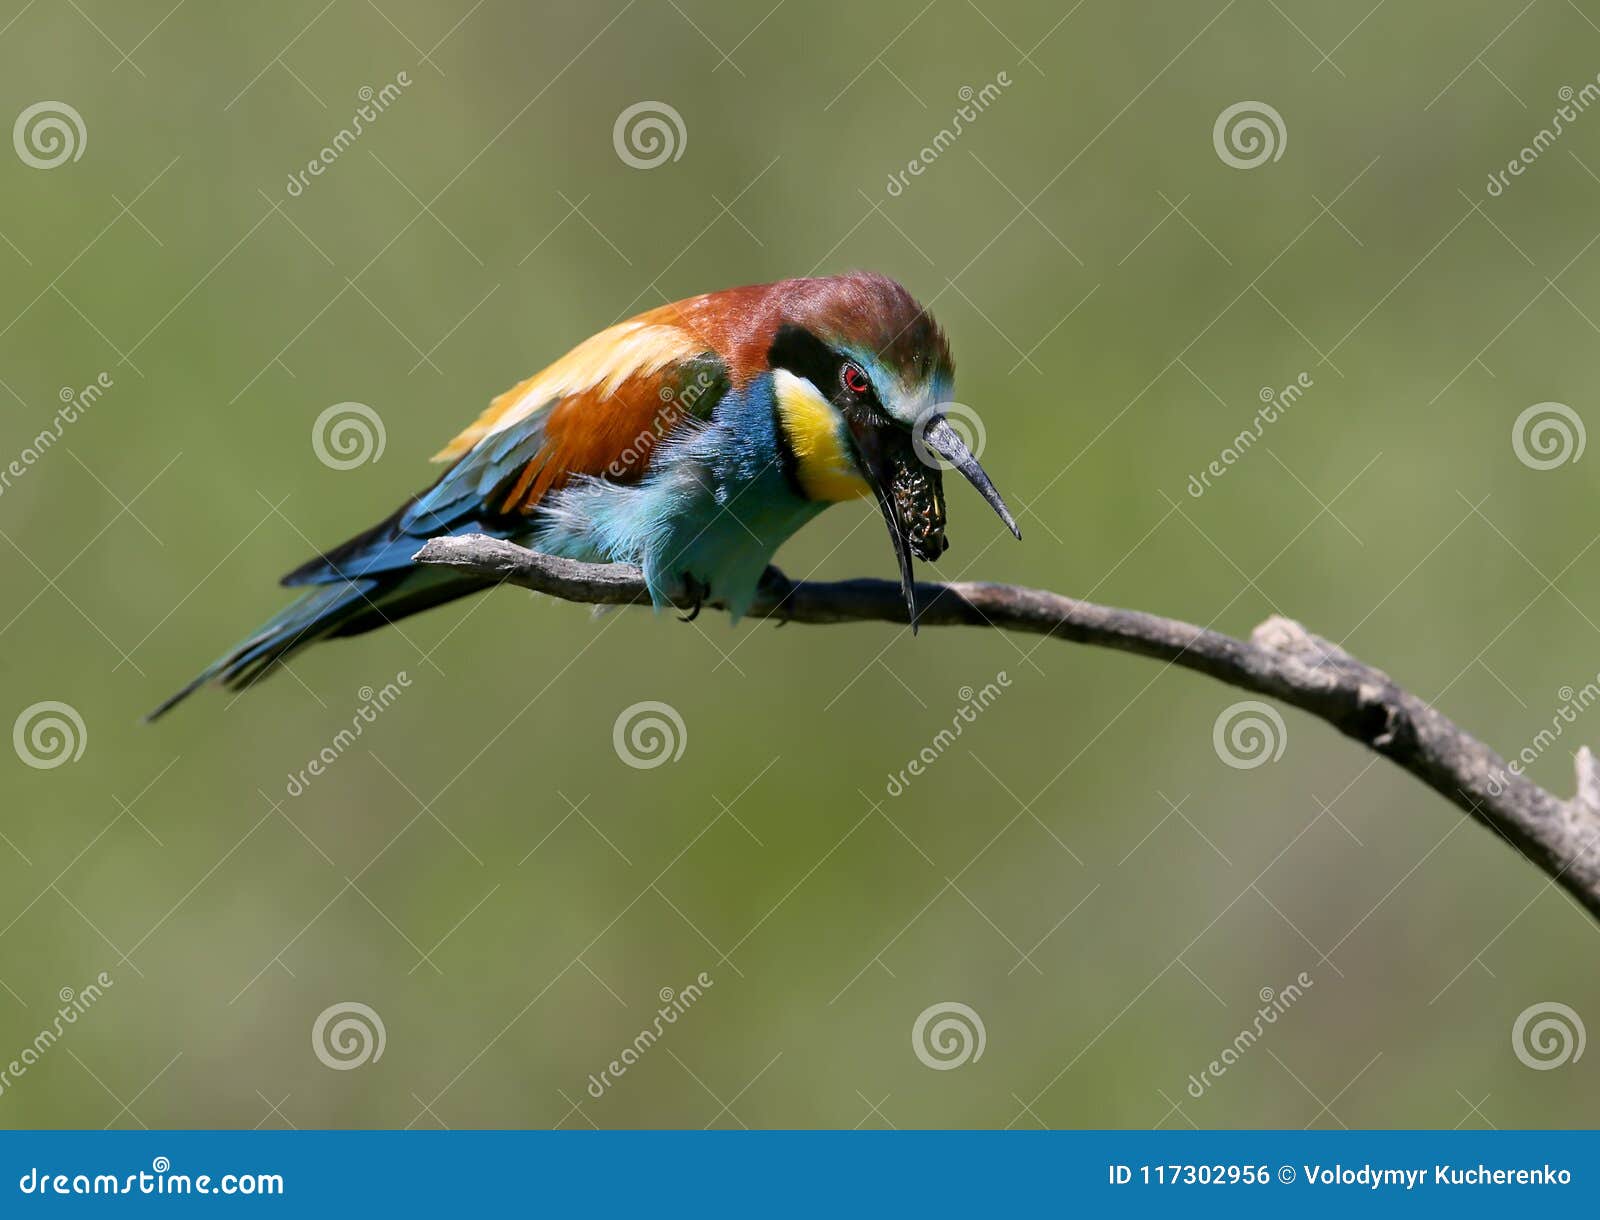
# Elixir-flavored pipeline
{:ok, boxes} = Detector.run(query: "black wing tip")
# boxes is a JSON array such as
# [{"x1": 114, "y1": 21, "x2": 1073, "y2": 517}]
[{"x1": 143, "y1": 674, "x2": 208, "y2": 722}]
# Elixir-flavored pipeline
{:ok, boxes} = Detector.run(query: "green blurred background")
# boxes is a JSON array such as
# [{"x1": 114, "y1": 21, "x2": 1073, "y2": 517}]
[{"x1": 2, "y1": 0, "x2": 1598, "y2": 1129}]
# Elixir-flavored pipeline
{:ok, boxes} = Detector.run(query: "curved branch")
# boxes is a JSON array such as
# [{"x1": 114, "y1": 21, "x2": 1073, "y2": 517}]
[{"x1": 415, "y1": 533, "x2": 1600, "y2": 922}]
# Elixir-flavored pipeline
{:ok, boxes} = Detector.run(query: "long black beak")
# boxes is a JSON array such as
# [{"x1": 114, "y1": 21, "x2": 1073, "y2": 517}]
[{"x1": 919, "y1": 415, "x2": 1022, "y2": 541}]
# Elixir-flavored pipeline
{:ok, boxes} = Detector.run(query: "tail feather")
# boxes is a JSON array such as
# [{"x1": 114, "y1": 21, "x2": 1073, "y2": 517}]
[
  {"x1": 148, "y1": 504, "x2": 508, "y2": 720},
  {"x1": 280, "y1": 492, "x2": 424, "y2": 587},
  {"x1": 325, "y1": 567, "x2": 489, "y2": 639},
  {"x1": 145, "y1": 580, "x2": 374, "y2": 722}
]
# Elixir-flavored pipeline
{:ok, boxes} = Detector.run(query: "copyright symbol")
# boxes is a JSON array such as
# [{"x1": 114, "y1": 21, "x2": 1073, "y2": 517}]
[{"x1": 1278, "y1": 1165, "x2": 1295, "y2": 1184}]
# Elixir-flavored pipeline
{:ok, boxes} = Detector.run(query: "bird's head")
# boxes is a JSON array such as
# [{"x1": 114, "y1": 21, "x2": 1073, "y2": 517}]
[{"x1": 764, "y1": 272, "x2": 1020, "y2": 627}]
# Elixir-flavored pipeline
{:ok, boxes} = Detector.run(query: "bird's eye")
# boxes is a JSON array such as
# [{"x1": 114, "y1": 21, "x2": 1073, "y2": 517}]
[{"x1": 841, "y1": 362, "x2": 870, "y2": 398}]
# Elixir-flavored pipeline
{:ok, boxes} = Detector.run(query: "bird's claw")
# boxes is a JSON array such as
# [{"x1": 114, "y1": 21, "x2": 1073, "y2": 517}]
[{"x1": 677, "y1": 574, "x2": 709, "y2": 622}]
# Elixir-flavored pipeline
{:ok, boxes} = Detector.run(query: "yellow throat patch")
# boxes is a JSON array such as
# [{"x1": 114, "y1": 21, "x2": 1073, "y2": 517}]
[{"x1": 774, "y1": 369, "x2": 870, "y2": 502}]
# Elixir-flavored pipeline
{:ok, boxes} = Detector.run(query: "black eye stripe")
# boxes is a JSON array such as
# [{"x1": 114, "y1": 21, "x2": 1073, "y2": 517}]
[
  {"x1": 767, "y1": 325, "x2": 837, "y2": 391},
  {"x1": 767, "y1": 325, "x2": 878, "y2": 412}
]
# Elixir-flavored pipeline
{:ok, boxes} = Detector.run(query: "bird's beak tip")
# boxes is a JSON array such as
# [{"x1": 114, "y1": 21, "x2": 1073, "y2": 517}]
[{"x1": 921, "y1": 416, "x2": 1021, "y2": 543}]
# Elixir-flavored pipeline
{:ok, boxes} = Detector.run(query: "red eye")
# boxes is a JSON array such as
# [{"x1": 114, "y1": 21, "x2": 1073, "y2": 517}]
[{"x1": 841, "y1": 362, "x2": 870, "y2": 397}]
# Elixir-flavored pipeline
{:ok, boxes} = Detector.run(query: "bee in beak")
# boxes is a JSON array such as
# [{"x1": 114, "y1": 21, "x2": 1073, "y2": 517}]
[{"x1": 847, "y1": 406, "x2": 1021, "y2": 630}]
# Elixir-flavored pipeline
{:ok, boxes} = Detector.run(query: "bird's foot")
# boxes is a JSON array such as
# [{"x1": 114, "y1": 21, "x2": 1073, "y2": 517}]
[{"x1": 676, "y1": 573, "x2": 710, "y2": 622}]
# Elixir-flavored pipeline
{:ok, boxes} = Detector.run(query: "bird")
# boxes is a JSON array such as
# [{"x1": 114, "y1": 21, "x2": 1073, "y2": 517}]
[{"x1": 149, "y1": 271, "x2": 1020, "y2": 719}]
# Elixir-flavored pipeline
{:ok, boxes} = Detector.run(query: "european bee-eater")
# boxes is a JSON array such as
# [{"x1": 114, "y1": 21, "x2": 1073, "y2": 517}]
[{"x1": 150, "y1": 271, "x2": 1019, "y2": 718}]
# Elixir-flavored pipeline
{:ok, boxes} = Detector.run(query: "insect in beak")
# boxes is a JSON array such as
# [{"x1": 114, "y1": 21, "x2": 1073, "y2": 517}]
[{"x1": 849, "y1": 412, "x2": 1019, "y2": 632}]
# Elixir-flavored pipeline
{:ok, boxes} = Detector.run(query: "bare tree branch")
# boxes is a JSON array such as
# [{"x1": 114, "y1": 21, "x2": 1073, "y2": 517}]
[{"x1": 416, "y1": 533, "x2": 1600, "y2": 923}]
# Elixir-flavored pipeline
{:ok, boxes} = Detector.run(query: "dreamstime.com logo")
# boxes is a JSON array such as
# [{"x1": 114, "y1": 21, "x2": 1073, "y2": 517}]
[
  {"x1": 1484, "y1": 81, "x2": 1600, "y2": 198},
  {"x1": 312, "y1": 1001, "x2": 386, "y2": 1070},
  {"x1": 1212, "y1": 700, "x2": 1287, "y2": 770},
  {"x1": 606, "y1": 369, "x2": 722, "y2": 479},
  {"x1": 0, "y1": 972, "x2": 113, "y2": 1100},
  {"x1": 885, "y1": 673, "x2": 1011, "y2": 796},
  {"x1": 284, "y1": 674, "x2": 412, "y2": 798},
  {"x1": 1512, "y1": 401, "x2": 1585, "y2": 470},
  {"x1": 1184, "y1": 974, "x2": 1314, "y2": 1099},
  {"x1": 1185, "y1": 374, "x2": 1314, "y2": 498},
  {"x1": 613, "y1": 101, "x2": 686, "y2": 169},
  {"x1": 283, "y1": 73, "x2": 412, "y2": 198},
  {"x1": 586, "y1": 973, "x2": 714, "y2": 1098},
  {"x1": 1512, "y1": 1001, "x2": 1585, "y2": 1070},
  {"x1": 1212, "y1": 101, "x2": 1285, "y2": 169},
  {"x1": 911, "y1": 1001, "x2": 986, "y2": 1070},
  {"x1": 12, "y1": 701, "x2": 86, "y2": 770},
  {"x1": 1486, "y1": 677, "x2": 1600, "y2": 796},
  {"x1": 883, "y1": 72, "x2": 1012, "y2": 198},
  {"x1": 613, "y1": 701, "x2": 687, "y2": 769},
  {"x1": 17, "y1": 1157, "x2": 283, "y2": 1197},
  {"x1": 0, "y1": 374, "x2": 113, "y2": 500},
  {"x1": 312, "y1": 401, "x2": 386, "y2": 470},
  {"x1": 13, "y1": 101, "x2": 85, "y2": 169}
]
